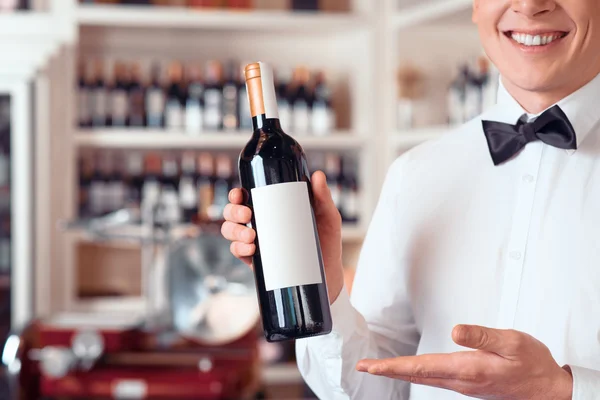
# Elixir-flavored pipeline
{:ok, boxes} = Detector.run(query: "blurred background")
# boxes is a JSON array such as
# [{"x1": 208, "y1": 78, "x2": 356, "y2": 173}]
[{"x1": 0, "y1": 0, "x2": 497, "y2": 399}]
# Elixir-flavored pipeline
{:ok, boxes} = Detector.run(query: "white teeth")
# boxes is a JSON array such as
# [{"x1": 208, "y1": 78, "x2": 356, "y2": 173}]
[{"x1": 511, "y1": 32, "x2": 563, "y2": 46}]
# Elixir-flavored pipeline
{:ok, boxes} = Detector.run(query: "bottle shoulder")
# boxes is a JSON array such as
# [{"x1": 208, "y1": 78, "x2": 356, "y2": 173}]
[{"x1": 240, "y1": 129, "x2": 305, "y2": 161}]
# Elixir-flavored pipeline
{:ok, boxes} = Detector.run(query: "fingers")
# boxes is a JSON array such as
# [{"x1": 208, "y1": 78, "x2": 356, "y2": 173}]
[
  {"x1": 230, "y1": 242, "x2": 256, "y2": 260},
  {"x1": 356, "y1": 352, "x2": 482, "y2": 380},
  {"x1": 452, "y1": 325, "x2": 508, "y2": 355},
  {"x1": 221, "y1": 221, "x2": 256, "y2": 243},
  {"x1": 228, "y1": 188, "x2": 245, "y2": 205},
  {"x1": 223, "y1": 203, "x2": 252, "y2": 224},
  {"x1": 311, "y1": 171, "x2": 342, "y2": 221}
]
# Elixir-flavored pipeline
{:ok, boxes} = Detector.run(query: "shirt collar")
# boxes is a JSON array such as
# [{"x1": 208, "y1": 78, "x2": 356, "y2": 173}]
[{"x1": 494, "y1": 72, "x2": 600, "y2": 154}]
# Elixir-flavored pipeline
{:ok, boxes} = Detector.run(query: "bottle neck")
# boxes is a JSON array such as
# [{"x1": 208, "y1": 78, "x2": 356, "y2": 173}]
[{"x1": 252, "y1": 114, "x2": 282, "y2": 132}]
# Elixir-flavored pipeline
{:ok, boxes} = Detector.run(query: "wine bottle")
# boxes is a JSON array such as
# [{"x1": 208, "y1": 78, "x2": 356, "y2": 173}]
[
  {"x1": 203, "y1": 61, "x2": 224, "y2": 131},
  {"x1": 179, "y1": 152, "x2": 198, "y2": 223},
  {"x1": 196, "y1": 152, "x2": 214, "y2": 222},
  {"x1": 106, "y1": 152, "x2": 126, "y2": 213},
  {"x1": 324, "y1": 153, "x2": 342, "y2": 212},
  {"x1": 77, "y1": 60, "x2": 92, "y2": 128},
  {"x1": 275, "y1": 67, "x2": 292, "y2": 132},
  {"x1": 165, "y1": 61, "x2": 186, "y2": 130},
  {"x1": 311, "y1": 70, "x2": 334, "y2": 136},
  {"x1": 78, "y1": 152, "x2": 94, "y2": 218},
  {"x1": 141, "y1": 153, "x2": 162, "y2": 223},
  {"x1": 90, "y1": 59, "x2": 108, "y2": 128},
  {"x1": 89, "y1": 152, "x2": 108, "y2": 217},
  {"x1": 128, "y1": 63, "x2": 146, "y2": 128},
  {"x1": 146, "y1": 63, "x2": 166, "y2": 128},
  {"x1": 210, "y1": 154, "x2": 232, "y2": 221},
  {"x1": 125, "y1": 152, "x2": 144, "y2": 208},
  {"x1": 185, "y1": 64, "x2": 204, "y2": 135},
  {"x1": 290, "y1": 67, "x2": 312, "y2": 135},
  {"x1": 239, "y1": 62, "x2": 332, "y2": 342},
  {"x1": 292, "y1": 0, "x2": 318, "y2": 11},
  {"x1": 340, "y1": 156, "x2": 359, "y2": 224},
  {"x1": 222, "y1": 61, "x2": 240, "y2": 131},
  {"x1": 109, "y1": 61, "x2": 130, "y2": 127},
  {"x1": 158, "y1": 155, "x2": 182, "y2": 225}
]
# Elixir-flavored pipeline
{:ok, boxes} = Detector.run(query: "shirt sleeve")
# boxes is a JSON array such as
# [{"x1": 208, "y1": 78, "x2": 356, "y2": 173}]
[
  {"x1": 569, "y1": 365, "x2": 600, "y2": 400},
  {"x1": 296, "y1": 156, "x2": 421, "y2": 400}
]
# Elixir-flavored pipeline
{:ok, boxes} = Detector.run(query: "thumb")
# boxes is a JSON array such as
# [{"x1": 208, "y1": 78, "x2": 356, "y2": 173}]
[
  {"x1": 452, "y1": 324, "x2": 504, "y2": 354},
  {"x1": 311, "y1": 171, "x2": 339, "y2": 218}
]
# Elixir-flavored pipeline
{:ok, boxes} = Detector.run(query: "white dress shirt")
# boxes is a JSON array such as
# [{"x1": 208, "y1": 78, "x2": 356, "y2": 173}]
[{"x1": 296, "y1": 73, "x2": 600, "y2": 399}]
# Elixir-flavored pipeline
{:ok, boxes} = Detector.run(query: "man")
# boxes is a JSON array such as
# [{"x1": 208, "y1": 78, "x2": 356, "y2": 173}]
[{"x1": 221, "y1": 0, "x2": 600, "y2": 398}]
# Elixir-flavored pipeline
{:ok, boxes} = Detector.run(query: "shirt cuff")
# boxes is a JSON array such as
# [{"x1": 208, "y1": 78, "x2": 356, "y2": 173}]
[{"x1": 569, "y1": 365, "x2": 600, "y2": 400}]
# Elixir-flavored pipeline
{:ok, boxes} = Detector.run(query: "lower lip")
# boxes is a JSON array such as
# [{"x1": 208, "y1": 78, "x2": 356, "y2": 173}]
[{"x1": 505, "y1": 33, "x2": 567, "y2": 53}]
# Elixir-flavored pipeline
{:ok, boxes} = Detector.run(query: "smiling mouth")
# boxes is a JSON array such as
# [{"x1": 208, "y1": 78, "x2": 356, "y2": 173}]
[{"x1": 504, "y1": 31, "x2": 569, "y2": 47}]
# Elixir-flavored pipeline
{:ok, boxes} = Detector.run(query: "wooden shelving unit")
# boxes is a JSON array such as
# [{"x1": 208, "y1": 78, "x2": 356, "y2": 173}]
[
  {"x1": 77, "y1": 3, "x2": 365, "y2": 32},
  {"x1": 74, "y1": 130, "x2": 366, "y2": 150}
]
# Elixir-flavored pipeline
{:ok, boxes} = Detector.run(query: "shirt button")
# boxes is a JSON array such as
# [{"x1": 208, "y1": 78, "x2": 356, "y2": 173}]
[
  {"x1": 510, "y1": 251, "x2": 522, "y2": 260},
  {"x1": 522, "y1": 174, "x2": 535, "y2": 183}
]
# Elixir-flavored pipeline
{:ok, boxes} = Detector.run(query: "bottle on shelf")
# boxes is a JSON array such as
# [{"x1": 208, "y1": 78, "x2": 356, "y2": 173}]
[
  {"x1": 226, "y1": 0, "x2": 252, "y2": 9},
  {"x1": 476, "y1": 56, "x2": 499, "y2": 114},
  {"x1": 222, "y1": 61, "x2": 240, "y2": 132},
  {"x1": 125, "y1": 151, "x2": 145, "y2": 208},
  {"x1": 239, "y1": 61, "x2": 332, "y2": 341},
  {"x1": 157, "y1": 155, "x2": 182, "y2": 225},
  {"x1": 179, "y1": 152, "x2": 198, "y2": 223},
  {"x1": 185, "y1": 64, "x2": 205, "y2": 135},
  {"x1": 290, "y1": 66, "x2": 313, "y2": 135},
  {"x1": 275, "y1": 67, "x2": 292, "y2": 132},
  {"x1": 324, "y1": 153, "x2": 342, "y2": 212},
  {"x1": 128, "y1": 63, "x2": 147, "y2": 128},
  {"x1": 0, "y1": 219, "x2": 9, "y2": 275},
  {"x1": 89, "y1": 152, "x2": 109, "y2": 217},
  {"x1": 146, "y1": 63, "x2": 166, "y2": 129},
  {"x1": 90, "y1": 59, "x2": 108, "y2": 128},
  {"x1": 463, "y1": 64, "x2": 483, "y2": 122},
  {"x1": 106, "y1": 152, "x2": 126, "y2": 213},
  {"x1": 165, "y1": 61, "x2": 186, "y2": 131},
  {"x1": 209, "y1": 154, "x2": 232, "y2": 221},
  {"x1": 203, "y1": 60, "x2": 224, "y2": 131},
  {"x1": 141, "y1": 152, "x2": 163, "y2": 222},
  {"x1": 253, "y1": 0, "x2": 287, "y2": 10},
  {"x1": 78, "y1": 152, "x2": 94, "y2": 218},
  {"x1": 108, "y1": 61, "x2": 131, "y2": 127},
  {"x1": 340, "y1": 156, "x2": 359, "y2": 224},
  {"x1": 77, "y1": 60, "x2": 92, "y2": 128},
  {"x1": 291, "y1": 0, "x2": 318, "y2": 11},
  {"x1": 196, "y1": 152, "x2": 215, "y2": 223},
  {"x1": 447, "y1": 65, "x2": 469, "y2": 127},
  {"x1": 311, "y1": 70, "x2": 334, "y2": 135}
]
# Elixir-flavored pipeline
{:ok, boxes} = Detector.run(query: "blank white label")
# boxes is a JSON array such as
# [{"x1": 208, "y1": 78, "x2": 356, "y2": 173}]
[{"x1": 251, "y1": 182, "x2": 322, "y2": 291}]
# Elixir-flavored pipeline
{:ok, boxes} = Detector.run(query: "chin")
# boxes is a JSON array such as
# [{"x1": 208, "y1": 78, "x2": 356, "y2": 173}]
[{"x1": 501, "y1": 71, "x2": 559, "y2": 93}]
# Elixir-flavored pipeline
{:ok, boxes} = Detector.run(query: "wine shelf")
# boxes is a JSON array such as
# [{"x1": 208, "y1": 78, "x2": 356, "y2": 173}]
[
  {"x1": 77, "y1": 4, "x2": 365, "y2": 32},
  {"x1": 74, "y1": 130, "x2": 365, "y2": 150},
  {"x1": 390, "y1": 126, "x2": 448, "y2": 147},
  {"x1": 73, "y1": 224, "x2": 366, "y2": 246},
  {"x1": 393, "y1": 0, "x2": 472, "y2": 29}
]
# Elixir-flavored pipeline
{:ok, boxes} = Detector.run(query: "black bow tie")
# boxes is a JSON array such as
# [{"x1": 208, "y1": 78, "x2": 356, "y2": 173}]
[{"x1": 482, "y1": 105, "x2": 577, "y2": 166}]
